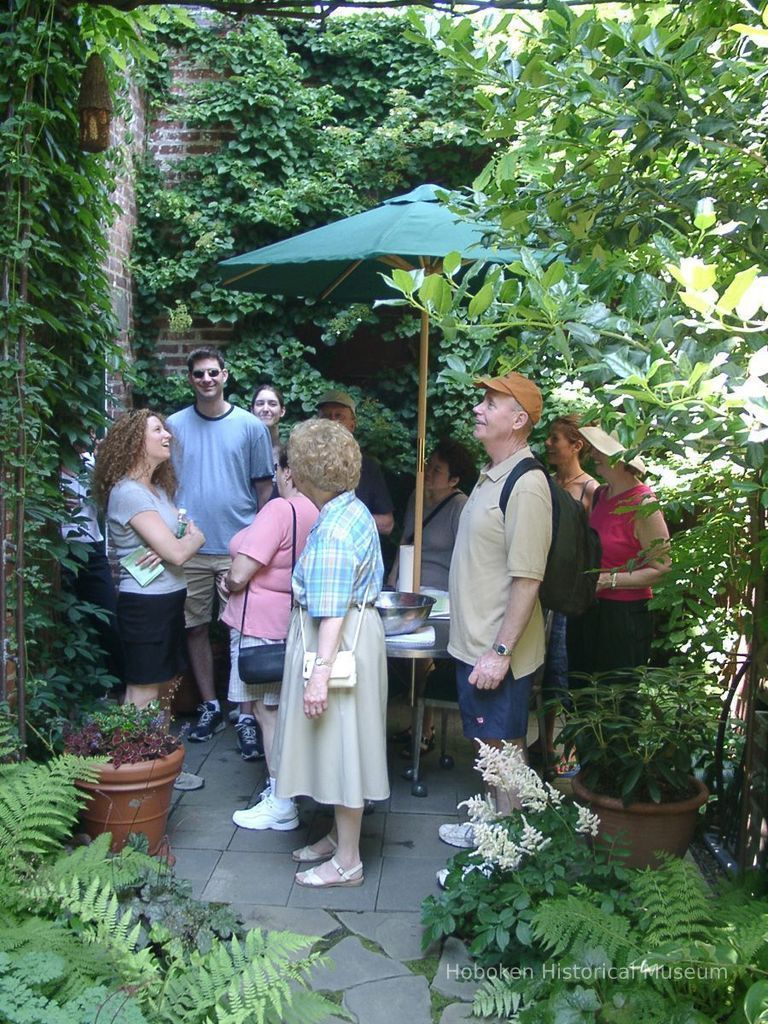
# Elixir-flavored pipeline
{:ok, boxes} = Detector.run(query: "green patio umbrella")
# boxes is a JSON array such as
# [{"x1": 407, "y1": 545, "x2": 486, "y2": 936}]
[{"x1": 217, "y1": 184, "x2": 514, "y2": 590}]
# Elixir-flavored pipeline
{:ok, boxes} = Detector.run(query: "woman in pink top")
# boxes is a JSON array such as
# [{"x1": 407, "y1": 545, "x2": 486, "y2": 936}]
[
  {"x1": 222, "y1": 446, "x2": 319, "y2": 829},
  {"x1": 566, "y1": 424, "x2": 670, "y2": 682}
]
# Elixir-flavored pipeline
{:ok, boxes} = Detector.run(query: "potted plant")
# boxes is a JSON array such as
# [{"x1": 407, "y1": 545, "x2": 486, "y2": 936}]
[
  {"x1": 559, "y1": 666, "x2": 719, "y2": 868},
  {"x1": 63, "y1": 702, "x2": 184, "y2": 855}
]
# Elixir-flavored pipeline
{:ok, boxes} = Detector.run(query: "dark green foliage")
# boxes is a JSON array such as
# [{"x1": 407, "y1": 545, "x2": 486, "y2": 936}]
[
  {"x1": 399, "y1": 0, "x2": 768, "y2": 679},
  {"x1": 558, "y1": 668, "x2": 721, "y2": 804},
  {"x1": 0, "y1": 755, "x2": 101, "y2": 870},
  {"x1": 131, "y1": 12, "x2": 493, "y2": 475},
  {"x1": 472, "y1": 858, "x2": 768, "y2": 1023},
  {"x1": 0, "y1": 748, "x2": 343, "y2": 1023},
  {"x1": 2, "y1": 0, "x2": 128, "y2": 729}
]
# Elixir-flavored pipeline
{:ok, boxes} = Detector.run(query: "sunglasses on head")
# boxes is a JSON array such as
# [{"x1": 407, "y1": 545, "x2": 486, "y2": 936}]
[{"x1": 192, "y1": 368, "x2": 221, "y2": 379}]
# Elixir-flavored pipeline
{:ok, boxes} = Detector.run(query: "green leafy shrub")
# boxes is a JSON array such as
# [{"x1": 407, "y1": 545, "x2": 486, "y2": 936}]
[
  {"x1": 422, "y1": 742, "x2": 631, "y2": 967},
  {"x1": 0, "y1": 733, "x2": 343, "y2": 1023},
  {"x1": 558, "y1": 667, "x2": 722, "y2": 805}
]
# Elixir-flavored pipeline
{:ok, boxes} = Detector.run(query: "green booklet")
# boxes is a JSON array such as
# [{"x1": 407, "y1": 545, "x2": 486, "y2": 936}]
[{"x1": 119, "y1": 546, "x2": 165, "y2": 587}]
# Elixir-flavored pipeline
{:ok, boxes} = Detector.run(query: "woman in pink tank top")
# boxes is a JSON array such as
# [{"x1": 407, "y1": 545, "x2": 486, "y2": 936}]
[{"x1": 566, "y1": 424, "x2": 670, "y2": 682}]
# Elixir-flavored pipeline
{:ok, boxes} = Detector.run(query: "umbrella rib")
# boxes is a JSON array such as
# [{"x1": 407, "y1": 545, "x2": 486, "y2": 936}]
[
  {"x1": 220, "y1": 264, "x2": 267, "y2": 286},
  {"x1": 378, "y1": 255, "x2": 416, "y2": 271},
  {"x1": 319, "y1": 259, "x2": 364, "y2": 299}
]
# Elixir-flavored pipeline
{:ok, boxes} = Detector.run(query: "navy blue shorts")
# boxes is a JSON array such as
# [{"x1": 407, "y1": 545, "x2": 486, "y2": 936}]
[{"x1": 455, "y1": 660, "x2": 533, "y2": 741}]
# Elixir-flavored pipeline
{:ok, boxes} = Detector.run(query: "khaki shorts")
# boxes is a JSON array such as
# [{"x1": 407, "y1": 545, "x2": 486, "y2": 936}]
[{"x1": 183, "y1": 554, "x2": 231, "y2": 628}]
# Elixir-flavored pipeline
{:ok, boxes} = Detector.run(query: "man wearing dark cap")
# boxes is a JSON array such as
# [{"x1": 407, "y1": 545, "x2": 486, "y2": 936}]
[
  {"x1": 316, "y1": 389, "x2": 394, "y2": 536},
  {"x1": 439, "y1": 372, "x2": 552, "y2": 849}
]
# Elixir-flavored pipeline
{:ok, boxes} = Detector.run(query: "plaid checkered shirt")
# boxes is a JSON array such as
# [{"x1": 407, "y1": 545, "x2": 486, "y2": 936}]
[{"x1": 292, "y1": 491, "x2": 383, "y2": 618}]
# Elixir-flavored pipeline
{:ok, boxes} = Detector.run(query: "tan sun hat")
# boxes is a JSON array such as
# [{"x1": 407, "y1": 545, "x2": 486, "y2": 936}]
[
  {"x1": 316, "y1": 389, "x2": 356, "y2": 414},
  {"x1": 578, "y1": 425, "x2": 647, "y2": 476},
  {"x1": 474, "y1": 372, "x2": 543, "y2": 425}
]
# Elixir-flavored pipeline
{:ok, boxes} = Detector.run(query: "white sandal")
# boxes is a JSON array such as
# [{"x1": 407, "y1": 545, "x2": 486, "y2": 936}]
[
  {"x1": 291, "y1": 835, "x2": 337, "y2": 863},
  {"x1": 295, "y1": 856, "x2": 364, "y2": 889}
]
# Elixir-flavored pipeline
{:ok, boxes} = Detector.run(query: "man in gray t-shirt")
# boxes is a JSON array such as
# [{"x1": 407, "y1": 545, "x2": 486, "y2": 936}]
[{"x1": 168, "y1": 347, "x2": 273, "y2": 743}]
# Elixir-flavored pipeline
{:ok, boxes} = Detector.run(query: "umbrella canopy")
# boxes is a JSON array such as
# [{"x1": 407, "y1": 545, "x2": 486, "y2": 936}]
[
  {"x1": 218, "y1": 184, "x2": 513, "y2": 301},
  {"x1": 217, "y1": 184, "x2": 515, "y2": 590}
]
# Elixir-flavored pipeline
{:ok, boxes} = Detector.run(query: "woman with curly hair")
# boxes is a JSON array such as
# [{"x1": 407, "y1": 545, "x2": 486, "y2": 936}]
[
  {"x1": 93, "y1": 410, "x2": 205, "y2": 708},
  {"x1": 271, "y1": 418, "x2": 387, "y2": 889}
]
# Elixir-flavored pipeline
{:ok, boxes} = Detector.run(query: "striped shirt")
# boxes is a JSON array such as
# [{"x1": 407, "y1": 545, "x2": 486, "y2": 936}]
[{"x1": 292, "y1": 491, "x2": 383, "y2": 617}]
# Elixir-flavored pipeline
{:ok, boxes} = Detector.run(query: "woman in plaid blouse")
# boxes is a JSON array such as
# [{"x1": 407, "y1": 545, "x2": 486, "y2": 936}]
[{"x1": 272, "y1": 418, "x2": 389, "y2": 890}]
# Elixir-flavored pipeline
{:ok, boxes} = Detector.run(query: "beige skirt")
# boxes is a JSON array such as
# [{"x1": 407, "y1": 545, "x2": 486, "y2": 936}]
[{"x1": 273, "y1": 605, "x2": 390, "y2": 808}]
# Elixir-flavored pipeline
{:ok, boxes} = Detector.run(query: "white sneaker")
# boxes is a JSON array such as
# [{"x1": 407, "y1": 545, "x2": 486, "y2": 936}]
[
  {"x1": 436, "y1": 867, "x2": 449, "y2": 890},
  {"x1": 232, "y1": 794, "x2": 299, "y2": 831},
  {"x1": 438, "y1": 822, "x2": 476, "y2": 849}
]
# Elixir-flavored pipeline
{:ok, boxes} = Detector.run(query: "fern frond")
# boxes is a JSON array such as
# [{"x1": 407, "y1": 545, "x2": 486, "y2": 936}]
[
  {"x1": 712, "y1": 889, "x2": 768, "y2": 966},
  {"x1": 147, "y1": 928, "x2": 333, "y2": 1024},
  {"x1": 0, "y1": 755, "x2": 103, "y2": 874},
  {"x1": 473, "y1": 973, "x2": 525, "y2": 1020},
  {"x1": 38, "y1": 833, "x2": 158, "y2": 896},
  {"x1": 0, "y1": 915, "x2": 118, "y2": 1000},
  {"x1": 629, "y1": 857, "x2": 714, "y2": 947},
  {"x1": 532, "y1": 896, "x2": 639, "y2": 964}
]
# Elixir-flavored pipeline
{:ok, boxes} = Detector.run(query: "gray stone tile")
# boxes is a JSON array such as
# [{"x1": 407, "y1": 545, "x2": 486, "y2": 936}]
[
  {"x1": 201, "y1": 851, "x2": 295, "y2": 905},
  {"x1": 228, "y1": 823, "x2": 308, "y2": 854},
  {"x1": 237, "y1": 905, "x2": 340, "y2": 939},
  {"x1": 440, "y1": 1003, "x2": 475, "y2": 1023},
  {"x1": 337, "y1": 911, "x2": 439, "y2": 960},
  {"x1": 288, "y1": 858, "x2": 382, "y2": 912},
  {"x1": 431, "y1": 937, "x2": 478, "y2": 1001},
  {"x1": 168, "y1": 804, "x2": 238, "y2": 850},
  {"x1": 171, "y1": 847, "x2": 221, "y2": 884},
  {"x1": 310, "y1": 936, "x2": 409, "y2": 991},
  {"x1": 343, "y1": 975, "x2": 431, "y2": 1024},
  {"x1": 376, "y1": 855, "x2": 447, "y2": 912},
  {"x1": 388, "y1": 783, "x2": 465, "y2": 815},
  {"x1": 383, "y1": 812, "x2": 458, "y2": 860}
]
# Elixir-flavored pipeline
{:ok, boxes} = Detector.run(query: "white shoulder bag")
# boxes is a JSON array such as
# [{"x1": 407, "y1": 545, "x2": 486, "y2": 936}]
[{"x1": 300, "y1": 578, "x2": 372, "y2": 689}]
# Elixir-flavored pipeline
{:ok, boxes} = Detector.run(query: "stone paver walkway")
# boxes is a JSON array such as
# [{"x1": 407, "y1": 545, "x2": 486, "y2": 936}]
[{"x1": 169, "y1": 704, "x2": 485, "y2": 1022}]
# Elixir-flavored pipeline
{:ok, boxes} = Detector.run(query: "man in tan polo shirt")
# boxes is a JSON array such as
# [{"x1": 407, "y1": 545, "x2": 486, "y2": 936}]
[{"x1": 439, "y1": 372, "x2": 552, "y2": 849}]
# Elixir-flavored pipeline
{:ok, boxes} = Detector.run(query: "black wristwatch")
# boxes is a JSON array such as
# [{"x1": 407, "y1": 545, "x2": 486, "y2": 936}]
[{"x1": 492, "y1": 641, "x2": 512, "y2": 657}]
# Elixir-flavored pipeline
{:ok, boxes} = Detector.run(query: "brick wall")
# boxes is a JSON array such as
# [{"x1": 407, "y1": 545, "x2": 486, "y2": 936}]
[
  {"x1": 153, "y1": 320, "x2": 236, "y2": 374},
  {"x1": 106, "y1": 80, "x2": 145, "y2": 413}
]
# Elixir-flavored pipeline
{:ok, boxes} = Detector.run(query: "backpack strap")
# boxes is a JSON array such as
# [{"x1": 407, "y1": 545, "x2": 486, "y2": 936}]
[{"x1": 499, "y1": 456, "x2": 560, "y2": 547}]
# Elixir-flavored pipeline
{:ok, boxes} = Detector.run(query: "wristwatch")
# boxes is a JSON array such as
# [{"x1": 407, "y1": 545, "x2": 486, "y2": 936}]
[{"x1": 492, "y1": 641, "x2": 512, "y2": 657}]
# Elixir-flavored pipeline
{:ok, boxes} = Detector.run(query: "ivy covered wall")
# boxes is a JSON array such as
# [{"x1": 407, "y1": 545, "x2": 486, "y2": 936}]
[{"x1": 130, "y1": 13, "x2": 495, "y2": 473}]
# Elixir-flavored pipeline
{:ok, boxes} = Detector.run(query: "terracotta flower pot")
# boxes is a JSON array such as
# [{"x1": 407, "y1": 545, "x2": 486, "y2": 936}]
[
  {"x1": 571, "y1": 773, "x2": 709, "y2": 869},
  {"x1": 77, "y1": 744, "x2": 184, "y2": 855}
]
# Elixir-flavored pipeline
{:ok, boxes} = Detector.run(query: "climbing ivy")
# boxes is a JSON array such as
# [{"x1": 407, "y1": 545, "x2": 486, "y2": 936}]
[
  {"x1": 130, "y1": 12, "x2": 493, "y2": 470},
  {"x1": 0, "y1": 0, "x2": 173, "y2": 740}
]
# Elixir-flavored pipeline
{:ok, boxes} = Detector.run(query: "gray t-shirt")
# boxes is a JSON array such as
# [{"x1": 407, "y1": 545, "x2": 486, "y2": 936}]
[
  {"x1": 167, "y1": 404, "x2": 273, "y2": 555},
  {"x1": 108, "y1": 479, "x2": 187, "y2": 595},
  {"x1": 401, "y1": 490, "x2": 468, "y2": 590}
]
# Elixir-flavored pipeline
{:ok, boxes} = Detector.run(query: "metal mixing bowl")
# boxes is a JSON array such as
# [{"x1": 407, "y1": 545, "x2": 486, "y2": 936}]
[{"x1": 375, "y1": 591, "x2": 436, "y2": 636}]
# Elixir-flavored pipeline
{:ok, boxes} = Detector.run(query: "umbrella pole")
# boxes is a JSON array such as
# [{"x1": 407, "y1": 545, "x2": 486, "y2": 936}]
[{"x1": 411, "y1": 309, "x2": 429, "y2": 594}]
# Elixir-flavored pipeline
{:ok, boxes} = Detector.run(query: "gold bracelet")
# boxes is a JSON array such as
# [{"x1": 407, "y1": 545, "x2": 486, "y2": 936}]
[{"x1": 610, "y1": 571, "x2": 618, "y2": 589}]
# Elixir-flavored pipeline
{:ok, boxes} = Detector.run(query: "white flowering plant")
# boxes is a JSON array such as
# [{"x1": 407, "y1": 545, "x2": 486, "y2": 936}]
[{"x1": 422, "y1": 741, "x2": 631, "y2": 967}]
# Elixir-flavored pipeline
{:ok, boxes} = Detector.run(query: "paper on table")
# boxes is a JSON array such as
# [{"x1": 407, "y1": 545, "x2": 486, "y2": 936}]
[
  {"x1": 420, "y1": 588, "x2": 449, "y2": 618},
  {"x1": 397, "y1": 545, "x2": 415, "y2": 593},
  {"x1": 120, "y1": 546, "x2": 165, "y2": 587},
  {"x1": 386, "y1": 625, "x2": 436, "y2": 646}
]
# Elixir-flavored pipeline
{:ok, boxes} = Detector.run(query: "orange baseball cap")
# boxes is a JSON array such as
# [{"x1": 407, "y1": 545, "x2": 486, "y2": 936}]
[{"x1": 474, "y1": 372, "x2": 543, "y2": 425}]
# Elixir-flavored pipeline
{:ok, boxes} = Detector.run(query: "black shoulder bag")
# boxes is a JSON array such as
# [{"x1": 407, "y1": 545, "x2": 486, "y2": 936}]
[{"x1": 237, "y1": 501, "x2": 297, "y2": 685}]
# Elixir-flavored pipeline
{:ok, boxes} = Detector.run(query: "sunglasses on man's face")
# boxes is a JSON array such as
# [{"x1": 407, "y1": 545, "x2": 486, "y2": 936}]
[{"x1": 192, "y1": 368, "x2": 221, "y2": 379}]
